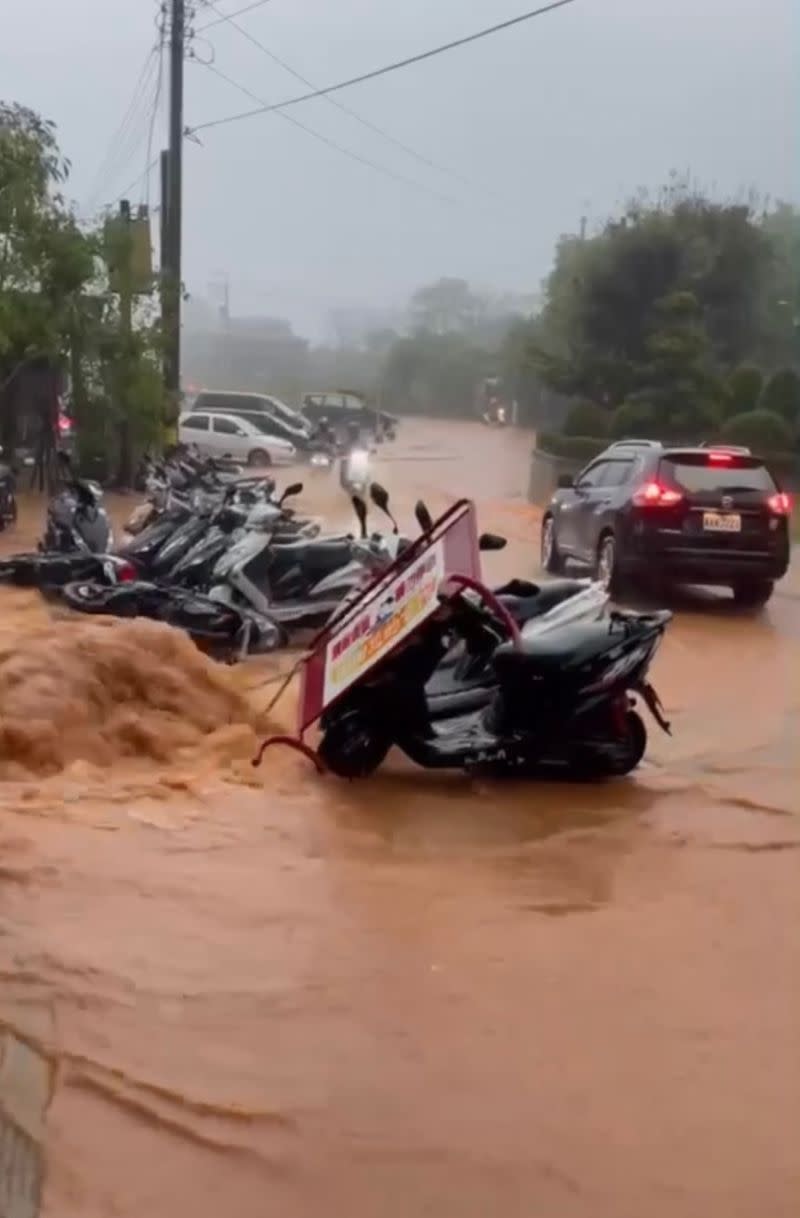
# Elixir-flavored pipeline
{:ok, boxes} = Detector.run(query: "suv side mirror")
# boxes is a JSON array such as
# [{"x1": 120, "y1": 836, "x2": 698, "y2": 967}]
[
  {"x1": 557, "y1": 473, "x2": 574, "y2": 489},
  {"x1": 280, "y1": 481, "x2": 304, "y2": 503}
]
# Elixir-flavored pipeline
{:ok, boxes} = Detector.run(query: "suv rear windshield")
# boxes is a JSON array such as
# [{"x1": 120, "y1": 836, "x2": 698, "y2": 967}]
[{"x1": 660, "y1": 454, "x2": 776, "y2": 494}]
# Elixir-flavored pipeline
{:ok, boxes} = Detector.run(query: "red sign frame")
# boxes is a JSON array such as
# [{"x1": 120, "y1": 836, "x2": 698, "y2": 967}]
[{"x1": 296, "y1": 498, "x2": 480, "y2": 736}]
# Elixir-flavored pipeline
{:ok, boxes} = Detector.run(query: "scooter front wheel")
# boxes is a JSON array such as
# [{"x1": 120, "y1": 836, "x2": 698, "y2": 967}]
[
  {"x1": 318, "y1": 709, "x2": 392, "y2": 778},
  {"x1": 62, "y1": 581, "x2": 135, "y2": 615}
]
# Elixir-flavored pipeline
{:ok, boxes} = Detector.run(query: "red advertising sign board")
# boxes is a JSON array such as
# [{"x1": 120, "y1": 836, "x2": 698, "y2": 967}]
[{"x1": 297, "y1": 499, "x2": 480, "y2": 736}]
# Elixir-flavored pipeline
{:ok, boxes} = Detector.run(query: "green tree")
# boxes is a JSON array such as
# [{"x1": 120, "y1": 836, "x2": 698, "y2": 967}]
[
  {"x1": 0, "y1": 101, "x2": 95, "y2": 457},
  {"x1": 724, "y1": 364, "x2": 763, "y2": 420},
  {"x1": 562, "y1": 398, "x2": 610, "y2": 438},
  {"x1": 530, "y1": 182, "x2": 777, "y2": 416},
  {"x1": 626, "y1": 291, "x2": 721, "y2": 439},
  {"x1": 0, "y1": 100, "x2": 165, "y2": 483},
  {"x1": 761, "y1": 367, "x2": 800, "y2": 426},
  {"x1": 760, "y1": 203, "x2": 800, "y2": 368},
  {"x1": 382, "y1": 331, "x2": 488, "y2": 418},
  {"x1": 409, "y1": 277, "x2": 483, "y2": 335}
]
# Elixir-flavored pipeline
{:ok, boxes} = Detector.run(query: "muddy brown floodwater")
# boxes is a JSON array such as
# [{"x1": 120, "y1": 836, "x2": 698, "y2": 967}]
[{"x1": 0, "y1": 420, "x2": 798, "y2": 1218}]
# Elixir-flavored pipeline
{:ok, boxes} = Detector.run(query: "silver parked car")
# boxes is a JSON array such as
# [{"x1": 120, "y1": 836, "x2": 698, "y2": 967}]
[{"x1": 179, "y1": 412, "x2": 297, "y2": 467}]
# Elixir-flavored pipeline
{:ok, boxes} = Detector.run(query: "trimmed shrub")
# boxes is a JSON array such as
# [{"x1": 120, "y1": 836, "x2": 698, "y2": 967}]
[
  {"x1": 720, "y1": 409, "x2": 793, "y2": 453},
  {"x1": 610, "y1": 398, "x2": 656, "y2": 440},
  {"x1": 761, "y1": 367, "x2": 800, "y2": 426},
  {"x1": 562, "y1": 399, "x2": 611, "y2": 438},
  {"x1": 537, "y1": 432, "x2": 608, "y2": 463},
  {"x1": 724, "y1": 364, "x2": 763, "y2": 420}
]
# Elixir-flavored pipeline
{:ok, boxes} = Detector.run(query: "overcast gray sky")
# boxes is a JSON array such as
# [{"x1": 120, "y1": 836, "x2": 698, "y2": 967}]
[{"x1": 4, "y1": 0, "x2": 797, "y2": 338}]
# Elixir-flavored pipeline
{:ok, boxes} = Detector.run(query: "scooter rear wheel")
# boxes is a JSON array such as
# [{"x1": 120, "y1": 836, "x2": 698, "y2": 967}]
[
  {"x1": 570, "y1": 709, "x2": 647, "y2": 779},
  {"x1": 318, "y1": 709, "x2": 392, "y2": 778}
]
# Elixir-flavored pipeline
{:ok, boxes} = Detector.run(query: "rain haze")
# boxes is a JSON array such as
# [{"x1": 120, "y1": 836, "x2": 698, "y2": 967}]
[
  {"x1": 3, "y1": 0, "x2": 797, "y2": 337},
  {"x1": 2, "y1": 5, "x2": 800, "y2": 1217}
]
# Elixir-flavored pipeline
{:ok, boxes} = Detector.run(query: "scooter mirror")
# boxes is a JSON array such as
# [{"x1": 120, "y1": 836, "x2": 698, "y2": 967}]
[
  {"x1": 351, "y1": 494, "x2": 368, "y2": 539},
  {"x1": 479, "y1": 532, "x2": 507, "y2": 552},
  {"x1": 369, "y1": 482, "x2": 398, "y2": 533},
  {"x1": 280, "y1": 481, "x2": 304, "y2": 503},
  {"x1": 414, "y1": 500, "x2": 434, "y2": 533},
  {"x1": 370, "y1": 482, "x2": 390, "y2": 512}
]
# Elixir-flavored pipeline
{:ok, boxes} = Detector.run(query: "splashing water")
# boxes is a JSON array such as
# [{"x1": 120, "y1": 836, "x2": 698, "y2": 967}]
[{"x1": 0, "y1": 590, "x2": 262, "y2": 780}]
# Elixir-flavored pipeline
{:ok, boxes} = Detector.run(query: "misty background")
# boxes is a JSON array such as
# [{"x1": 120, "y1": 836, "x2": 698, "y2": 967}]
[{"x1": 2, "y1": 0, "x2": 797, "y2": 444}]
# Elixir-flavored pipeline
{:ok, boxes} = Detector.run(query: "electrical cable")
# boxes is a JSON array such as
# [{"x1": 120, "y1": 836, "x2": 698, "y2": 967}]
[
  {"x1": 188, "y1": 0, "x2": 579, "y2": 136},
  {"x1": 83, "y1": 47, "x2": 160, "y2": 210},
  {"x1": 195, "y1": 59, "x2": 461, "y2": 206},
  {"x1": 103, "y1": 156, "x2": 162, "y2": 216},
  {"x1": 144, "y1": 13, "x2": 168, "y2": 204},
  {"x1": 198, "y1": 0, "x2": 502, "y2": 198},
  {"x1": 195, "y1": 0, "x2": 273, "y2": 33}
]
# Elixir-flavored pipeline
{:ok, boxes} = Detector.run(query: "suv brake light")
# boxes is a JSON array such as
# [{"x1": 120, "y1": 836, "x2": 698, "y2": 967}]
[
  {"x1": 633, "y1": 481, "x2": 683, "y2": 507},
  {"x1": 767, "y1": 492, "x2": 792, "y2": 516},
  {"x1": 707, "y1": 450, "x2": 732, "y2": 463}
]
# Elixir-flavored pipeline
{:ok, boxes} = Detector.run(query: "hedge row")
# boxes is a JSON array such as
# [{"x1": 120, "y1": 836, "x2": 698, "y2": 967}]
[{"x1": 536, "y1": 433, "x2": 607, "y2": 462}]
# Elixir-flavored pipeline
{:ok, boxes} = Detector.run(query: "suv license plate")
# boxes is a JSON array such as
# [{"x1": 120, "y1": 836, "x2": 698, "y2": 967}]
[{"x1": 703, "y1": 512, "x2": 741, "y2": 533}]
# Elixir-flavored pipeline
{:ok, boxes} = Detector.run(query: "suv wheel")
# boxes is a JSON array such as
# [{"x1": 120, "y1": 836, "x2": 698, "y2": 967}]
[
  {"x1": 732, "y1": 578, "x2": 774, "y2": 609},
  {"x1": 595, "y1": 532, "x2": 619, "y2": 594},
  {"x1": 247, "y1": 448, "x2": 271, "y2": 467},
  {"x1": 541, "y1": 515, "x2": 562, "y2": 574}
]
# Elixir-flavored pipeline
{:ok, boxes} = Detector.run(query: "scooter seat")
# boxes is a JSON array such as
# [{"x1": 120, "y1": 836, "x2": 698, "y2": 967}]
[
  {"x1": 496, "y1": 578, "x2": 589, "y2": 623},
  {"x1": 272, "y1": 538, "x2": 353, "y2": 580},
  {"x1": 493, "y1": 617, "x2": 611, "y2": 677}
]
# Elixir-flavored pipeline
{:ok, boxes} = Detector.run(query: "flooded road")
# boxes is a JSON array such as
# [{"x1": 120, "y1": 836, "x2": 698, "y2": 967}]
[{"x1": 0, "y1": 421, "x2": 798, "y2": 1218}]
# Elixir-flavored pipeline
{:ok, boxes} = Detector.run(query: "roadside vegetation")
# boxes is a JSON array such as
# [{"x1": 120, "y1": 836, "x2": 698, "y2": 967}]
[
  {"x1": 0, "y1": 101, "x2": 164, "y2": 484},
  {"x1": 2, "y1": 97, "x2": 798, "y2": 483}
]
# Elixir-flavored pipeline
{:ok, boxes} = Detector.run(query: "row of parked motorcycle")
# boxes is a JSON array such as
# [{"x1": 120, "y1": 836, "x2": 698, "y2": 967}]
[
  {"x1": 0, "y1": 444, "x2": 587, "y2": 657},
  {"x1": 0, "y1": 445, "x2": 676, "y2": 778}
]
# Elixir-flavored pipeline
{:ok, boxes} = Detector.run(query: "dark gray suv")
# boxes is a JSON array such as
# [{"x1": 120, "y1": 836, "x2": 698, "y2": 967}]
[{"x1": 541, "y1": 440, "x2": 792, "y2": 606}]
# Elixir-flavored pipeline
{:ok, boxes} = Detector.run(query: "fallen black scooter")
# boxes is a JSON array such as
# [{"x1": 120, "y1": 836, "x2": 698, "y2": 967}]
[
  {"x1": 363, "y1": 486, "x2": 607, "y2": 723},
  {"x1": 315, "y1": 576, "x2": 672, "y2": 780}
]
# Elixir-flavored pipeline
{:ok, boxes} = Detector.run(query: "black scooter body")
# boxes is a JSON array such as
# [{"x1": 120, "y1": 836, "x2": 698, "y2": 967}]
[
  {"x1": 425, "y1": 578, "x2": 589, "y2": 720},
  {"x1": 318, "y1": 602, "x2": 671, "y2": 780}
]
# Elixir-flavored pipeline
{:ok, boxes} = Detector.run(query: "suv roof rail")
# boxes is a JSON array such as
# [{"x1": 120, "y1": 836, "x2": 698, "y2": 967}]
[
  {"x1": 609, "y1": 438, "x2": 660, "y2": 448},
  {"x1": 696, "y1": 441, "x2": 751, "y2": 454}
]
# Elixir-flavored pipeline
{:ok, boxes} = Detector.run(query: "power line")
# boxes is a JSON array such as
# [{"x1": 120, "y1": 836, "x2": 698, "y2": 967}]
[
  {"x1": 84, "y1": 46, "x2": 160, "y2": 210},
  {"x1": 188, "y1": 0, "x2": 579, "y2": 136},
  {"x1": 199, "y1": 0, "x2": 499, "y2": 198},
  {"x1": 104, "y1": 156, "x2": 162, "y2": 216},
  {"x1": 195, "y1": 59, "x2": 461, "y2": 207},
  {"x1": 145, "y1": 15, "x2": 168, "y2": 204},
  {"x1": 195, "y1": 0, "x2": 272, "y2": 33}
]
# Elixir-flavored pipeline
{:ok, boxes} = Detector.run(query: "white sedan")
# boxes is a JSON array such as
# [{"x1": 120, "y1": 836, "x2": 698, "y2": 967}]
[{"x1": 179, "y1": 411, "x2": 296, "y2": 467}]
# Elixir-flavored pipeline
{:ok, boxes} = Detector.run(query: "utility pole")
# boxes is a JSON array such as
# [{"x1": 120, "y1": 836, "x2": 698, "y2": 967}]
[
  {"x1": 159, "y1": 148, "x2": 169, "y2": 318},
  {"x1": 118, "y1": 199, "x2": 134, "y2": 486},
  {"x1": 163, "y1": 0, "x2": 185, "y2": 420}
]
